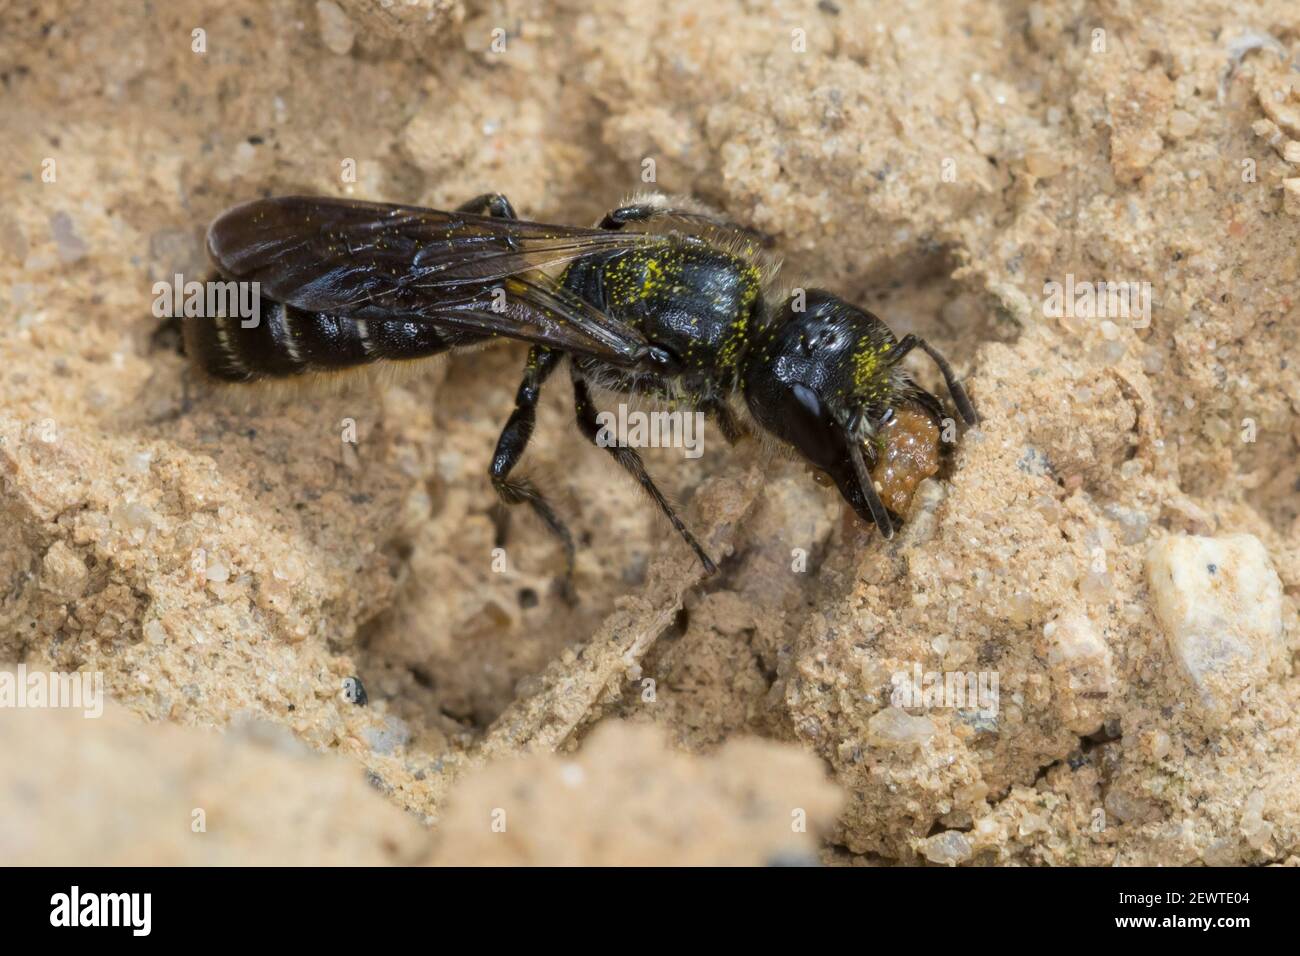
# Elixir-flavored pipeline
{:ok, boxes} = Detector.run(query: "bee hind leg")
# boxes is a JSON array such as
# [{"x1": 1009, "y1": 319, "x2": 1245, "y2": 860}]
[
  {"x1": 456, "y1": 193, "x2": 517, "y2": 219},
  {"x1": 488, "y1": 346, "x2": 576, "y2": 595},
  {"x1": 571, "y1": 373, "x2": 718, "y2": 576},
  {"x1": 456, "y1": 193, "x2": 521, "y2": 250},
  {"x1": 598, "y1": 196, "x2": 773, "y2": 248}
]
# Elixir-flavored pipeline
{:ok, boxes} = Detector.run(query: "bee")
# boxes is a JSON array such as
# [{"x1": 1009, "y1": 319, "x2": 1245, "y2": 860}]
[{"x1": 192, "y1": 192, "x2": 978, "y2": 578}]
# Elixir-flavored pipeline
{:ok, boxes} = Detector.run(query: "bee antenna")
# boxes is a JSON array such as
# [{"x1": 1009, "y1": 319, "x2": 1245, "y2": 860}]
[
  {"x1": 847, "y1": 439, "x2": 894, "y2": 539},
  {"x1": 887, "y1": 334, "x2": 980, "y2": 426}
]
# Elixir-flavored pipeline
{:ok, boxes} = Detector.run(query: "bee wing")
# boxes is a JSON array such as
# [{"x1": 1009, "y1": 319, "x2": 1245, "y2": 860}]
[{"x1": 206, "y1": 195, "x2": 666, "y2": 364}]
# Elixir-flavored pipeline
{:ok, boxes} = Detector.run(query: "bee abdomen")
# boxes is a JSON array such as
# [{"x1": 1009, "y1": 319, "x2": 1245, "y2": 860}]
[{"x1": 184, "y1": 298, "x2": 478, "y2": 382}]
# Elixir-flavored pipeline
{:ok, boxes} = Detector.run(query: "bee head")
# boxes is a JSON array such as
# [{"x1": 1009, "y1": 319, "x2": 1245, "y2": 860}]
[{"x1": 741, "y1": 289, "x2": 924, "y2": 539}]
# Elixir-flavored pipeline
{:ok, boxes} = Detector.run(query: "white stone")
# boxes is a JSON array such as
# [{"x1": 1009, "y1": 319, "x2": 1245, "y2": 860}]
[
  {"x1": 1043, "y1": 610, "x2": 1114, "y2": 734},
  {"x1": 316, "y1": 0, "x2": 355, "y2": 56},
  {"x1": 920, "y1": 830, "x2": 972, "y2": 865},
  {"x1": 1146, "y1": 534, "x2": 1284, "y2": 723},
  {"x1": 1240, "y1": 790, "x2": 1274, "y2": 851},
  {"x1": 1045, "y1": 611, "x2": 1113, "y2": 694},
  {"x1": 144, "y1": 619, "x2": 167, "y2": 645},
  {"x1": 867, "y1": 706, "x2": 935, "y2": 748},
  {"x1": 362, "y1": 716, "x2": 411, "y2": 755},
  {"x1": 204, "y1": 555, "x2": 230, "y2": 584}
]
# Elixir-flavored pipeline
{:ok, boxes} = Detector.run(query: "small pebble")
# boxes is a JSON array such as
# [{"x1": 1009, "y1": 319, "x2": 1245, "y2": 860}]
[
  {"x1": 867, "y1": 707, "x2": 936, "y2": 748},
  {"x1": 205, "y1": 555, "x2": 230, "y2": 583},
  {"x1": 49, "y1": 211, "x2": 88, "y2": 264},
  {"x1": 921, "y1": 830, "x2": 972, "y2": 865},
  {"x1": 363, "y1": 715, "x2": 411, "y2": 755},
  {"x1": 316, "y1": 0, "x2": 356, "y2": 56},
  {"x1": 1146, "y1": 533, "x2": 1284, "y2": 723}
]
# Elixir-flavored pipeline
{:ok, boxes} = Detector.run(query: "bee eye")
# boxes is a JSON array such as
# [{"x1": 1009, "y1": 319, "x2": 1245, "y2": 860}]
[
  {"x1": 880, "y1": 407, "x2": 895, "y2": 425},
  {"x1": 782, "y1": 383, "x2": 842, "y2": 469}
]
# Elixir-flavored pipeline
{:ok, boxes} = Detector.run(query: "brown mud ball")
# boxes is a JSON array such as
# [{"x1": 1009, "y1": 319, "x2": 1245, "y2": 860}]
[{"x1": 870, "y1": 402, "x2": 942, "y2": 518}]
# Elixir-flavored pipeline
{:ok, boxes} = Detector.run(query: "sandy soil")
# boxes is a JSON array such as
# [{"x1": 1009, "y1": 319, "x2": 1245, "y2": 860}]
[{"x1": 1, "y1": 0, "x2": 1297, "y2": 865}]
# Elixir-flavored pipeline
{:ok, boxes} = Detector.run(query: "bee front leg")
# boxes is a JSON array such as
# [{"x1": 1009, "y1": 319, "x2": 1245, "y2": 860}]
[
  {"x1": 488, "y1": 347, "x2": 576, "y2": 591},
  {"x1": 571, "y1": 374, "x2": 718, "y2": 576}
]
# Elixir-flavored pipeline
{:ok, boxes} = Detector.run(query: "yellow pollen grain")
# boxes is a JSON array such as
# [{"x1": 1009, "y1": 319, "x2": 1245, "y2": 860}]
[{"x1": 852, "y1": 344, "x2": 885, "y2": 392}]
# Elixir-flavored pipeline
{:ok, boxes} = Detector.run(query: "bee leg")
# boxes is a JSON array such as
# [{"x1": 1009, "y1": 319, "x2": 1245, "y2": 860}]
[
  {"x1": 149, "y1": 313, "x2": 185, "y2": 355},
  {"x1": 488, "y1": 347, "x2": 576, "y2": 590},
  {"x1": 457, "y1": 193, "x2": 521, "y2": 252},
  {"x1": 886, "y1": 334, "x2": 980, "y2": 426},
  {"x1": 701, "y1": 398, "x2": 744, "y2": 445},
  {"x1": 598, "y1": 201, "x2": 773, "y2": 248},
  {"x1": 571, "y1": 374, "x2": 719, "y2": 576},
  {"x1": 455, "y1": 193, "x2": 518, "y2": 220}
]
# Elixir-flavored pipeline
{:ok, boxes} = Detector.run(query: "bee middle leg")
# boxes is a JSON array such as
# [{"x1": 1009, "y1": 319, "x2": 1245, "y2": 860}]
[
  {"x1": 571, "y1": 373, "x2": 718, "y2": 576},
  {"x1": 488, "y1": 346, "x2": 576, "y2": 583}
]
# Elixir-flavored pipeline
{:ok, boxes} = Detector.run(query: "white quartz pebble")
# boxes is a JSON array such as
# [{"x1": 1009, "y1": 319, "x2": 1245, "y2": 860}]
[{"x1": 1146, "y1": 534, "x2": 1284, "y2": 724}]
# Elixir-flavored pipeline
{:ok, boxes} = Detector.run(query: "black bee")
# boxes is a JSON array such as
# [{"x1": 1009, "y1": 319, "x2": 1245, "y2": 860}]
[{"x1": 192, "y1": 192, "x2": 978, "y2": 576}]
